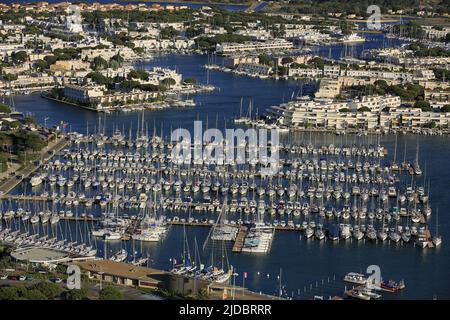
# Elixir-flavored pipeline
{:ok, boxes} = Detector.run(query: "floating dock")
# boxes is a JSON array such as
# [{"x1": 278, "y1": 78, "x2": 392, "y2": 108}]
[{"x1": 232, "y1": 225, "x2": 248, "y2": 252}]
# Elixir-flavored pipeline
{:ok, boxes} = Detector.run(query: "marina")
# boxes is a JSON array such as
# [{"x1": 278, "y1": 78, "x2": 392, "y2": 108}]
[{"x1": 0, "y1": 18, "x2": 448, "y2": 298}]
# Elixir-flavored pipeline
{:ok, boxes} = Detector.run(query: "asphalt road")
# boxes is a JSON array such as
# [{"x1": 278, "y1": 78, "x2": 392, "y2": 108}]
[{"x1": 0, "y1": 136, "x2": 69, "y2": 195}]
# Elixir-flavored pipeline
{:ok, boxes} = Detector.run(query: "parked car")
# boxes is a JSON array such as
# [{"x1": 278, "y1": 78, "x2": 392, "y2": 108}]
[
  {"x1": 18, "y1": 275, "x2": 27, "y2": 281},
  {"x1": 0, "y1": 274, "x2": 8, "y2": 280},
  {"x1": 51, "y1": 278, "x2": 63, "y2": 284}
]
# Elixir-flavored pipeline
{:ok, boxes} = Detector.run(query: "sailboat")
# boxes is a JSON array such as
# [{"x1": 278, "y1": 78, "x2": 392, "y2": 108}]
[{"x1": 432, "y1": 209, "x2": 442, "y2": 247}]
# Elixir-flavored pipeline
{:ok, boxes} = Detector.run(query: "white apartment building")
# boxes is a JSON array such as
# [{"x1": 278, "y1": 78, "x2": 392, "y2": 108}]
[
  {"x1": 422, "y1": 26, "x2": 450, "y2": 40},
  {"x1": 139, "y1": 67, "x2": 182, "y2": 87},
  {"x1": 81, "y1": 47, "x2": 137, "y2": 61},
  {"x1": 215, "y1": 40, "x2": 294, "y2": 55},
  {"x1": 269, "y1": 95, "x2": 403, "y2": 130},
  {"x1": 348, "y1": 95, "x2": 401, "y2": 112},
  {"x1": 288, "y1": 67, "x2": 322, "y2": 78},
  {"x1": 63, "y1": 84, "x2": 105, "y2": 103}
]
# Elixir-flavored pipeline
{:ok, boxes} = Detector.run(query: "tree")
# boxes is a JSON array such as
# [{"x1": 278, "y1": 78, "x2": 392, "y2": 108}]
[
  {"x1": 25, "y1": 116, "x2": 37, "y2": 126},
  {"x1": 127, "y1": 69, "x2": 149, "y2": 81},
  {"x1": 26, "y1": 289, "x2": 47, "y2": 300},
  {"x1": 121, "y1": 80, "x2": 141, "y2": 91},
  {"x1": 183, "y1": 77, "x2": 197, "y2": 85},
  {"x1": 358, "y1": 106, "x2": 371, "y2": 112},
  {"x1": 310, "y1": 57, "x2": 325, "y2": 69},
  {"x1": 161, "y1": 78, "x2": 176, "y2": 88},
  {"x1": 196, "y1": 288, "x2": 209, "y2": 300},
  {"x1": 91, "y1": 56, "x2": 108, "y2": 71},
  {"x1": 277, "y1": 66, "x2": 288, "y2": 76},
  {"x1": 258, "y1": 54, "x2": 272, "y2": 66},
  {"x1": 32, "y1": 281, "x2": 62, "y2": 299},
  {"x1": 34, "y1": 59, "x2": 48, "y2": 71},
  {"x1": 160, "y1": 26, "x2": 180, "y2": 39},
  {"x1": 64, "y1": 288, "x2": 88, "y2": 300},
  {"x1": 441, "y1": 105, "x2": 450, "y2": 113},
  {"x1": 2, "y1": 73, "x2": 18, "y2": 82},
  {"x1": 87, "y1": 72, "x2": 111, "y2": 86},
  {"x1": 0, "y1": 103, "x2": 11, "y2": 113},
  {"x1": 0, "y1": 287, "x2": 20, "y2": 300},
  {"x1": 44, "y1": 55, "x2": 58, "y2": 66},
  {"x1": 11, "y1": 51, "x2": 28, "y2": 64},
  {"x1": 281, "y1": 57, "x2": 293, "y2": 65},
  {"x1": 414, "y1": 100, "x2": 431, "y2": 111},
  {"x1": 99, "y1": 286, "x2": 122, "y2": 300},
  {"x1": 340, "y1": 19, "x2": 353, "y2": 36}
]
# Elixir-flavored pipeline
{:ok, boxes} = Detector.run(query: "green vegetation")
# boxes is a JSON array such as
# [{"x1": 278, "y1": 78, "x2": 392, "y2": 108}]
[
  {"x1": 160, "y1": 27, "x2": 180, "y2": 39},
  {"x1": 392, "y1": 21, "x2": 425, "y2": 39},
  {"x1": 196, "y1": 34, "x2": 252, "y2": 50},
  {"x1": 267, "y1": 0, "x2": 448, "y2": 16},
  {"x1": 34, "y1": 59, "x2": 48, "y2": 71},
  {"x1": 358, "y1": 106, "x2": 371, "y2": 112},
  {"x1": 339, "y1": 19, "x2": 353, "y2": 36},
  {"x1": 104, "y1": 32, "x2": 135, "y2": 48},
  {"x1": 408, "y1": 42, "x2": 450, "y2": 57},
  {"x1": 414, "y1": 100, "x2": 432, "y2": 111},
  {"x1": 433, "y1": 68, "x2": 450, "y2": 81},
  {"x1": 161, "y1": 78, "x2": 176, "y2": 88},
  {"x1": 281, "y1": 57, "x2": 294, "y2": 65},
  {"x1": 63, "y1": 288, "x2": 89, "y2": 300},
  {"x1": 43, "y1": 48, "x2": 82, "y2": 67},
  {"x1": 32, "y1": 282, "x2": 62, "y2": 299},
  {"x1": 350, "y1": 82, "x2": 424, "y2": 102},
  {"x1": 11, "y1": 51, "x2": 28, "y2": 65},
  {"x1": 0, "y1": 129, "x2": 47, "y2": 153},
  {"x1": 0, "y1": 103, "x2": 12, "y2": 113},
  {"x1": 0, "y1": 281, "x2": 60, "y2": 300},
  {"x1": 441, "y1": 105, "x2": 450, "y2": 113},
  {"x1": 0, "y1": 154, "x2": 8, "y2": 172},
  {"x1": 128, "y1": 69, "x2": 149, "y2": 81},
  {"x1": 99, "y1": 286, "x2": 122, "y2": 300},
  {"x1": 258, "y1": 53, "x2": 273, "y2": 66},
  {"x1": 277, "y1": 65, "x2": 288, "y2": 76},
  {"x1": 183, "y1": 77, "x2": 197, "y2": 85},
  {"x1": 310, "y1": 57, "x2": 328, "y2": 69},
  {"x1": 195, "y1": 288, "x2": 209, "y2": 300},
  {"x1": 2, "y1": 73, "x2": 18, "y2": 82},
  {"x1": 91, "y1": 56, "x2": 109, "y2": 71},
  {"x1": 82, "y1": 9, "x2": 194, "y2": 25},
  {"x1": 86, "y1": 72, "x2": 113, "y2": 86}
]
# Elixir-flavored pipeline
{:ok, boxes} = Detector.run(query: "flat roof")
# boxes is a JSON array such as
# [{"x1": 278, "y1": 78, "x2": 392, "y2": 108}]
[
  {"x1": 11, "y1": 247, "x2": 69, "y2": 263},
  {"x1": 72, "y1": 259, "x2": 164, "y2": 283}
]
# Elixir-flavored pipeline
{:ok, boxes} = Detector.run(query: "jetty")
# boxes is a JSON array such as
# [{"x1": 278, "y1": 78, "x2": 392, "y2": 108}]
[{"x1": 232, "y1": 225, "x2": 248, "y2": 252}]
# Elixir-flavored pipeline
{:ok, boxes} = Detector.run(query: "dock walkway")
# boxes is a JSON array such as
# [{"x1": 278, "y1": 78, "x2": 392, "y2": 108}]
[{"x1": 232, "y1": 225, "x2": 248, "y2": 252}]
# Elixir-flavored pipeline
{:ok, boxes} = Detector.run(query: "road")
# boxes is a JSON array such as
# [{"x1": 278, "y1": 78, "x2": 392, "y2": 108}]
[{"x1": 0, "y1": 136, "x2": 69, "y2": 195}]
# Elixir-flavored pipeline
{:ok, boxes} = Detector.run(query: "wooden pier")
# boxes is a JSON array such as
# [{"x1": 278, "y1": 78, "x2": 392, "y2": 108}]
[{"x1": 232, "y1": 225, "x2": 248, "y2": 252}]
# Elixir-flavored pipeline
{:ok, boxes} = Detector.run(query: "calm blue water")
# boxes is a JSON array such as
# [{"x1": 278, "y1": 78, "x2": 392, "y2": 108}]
[{"x1": 10, "y1": 37, "x2": 450, "y2": 299}]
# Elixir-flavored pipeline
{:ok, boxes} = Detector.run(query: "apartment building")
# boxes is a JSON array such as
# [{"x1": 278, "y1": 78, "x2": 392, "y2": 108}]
[
  {"x1": 63, "y1": 84, "x2": 105, "y2": 104},
  {"x1": 269, "y1": 95, "x2": 403, "y2": 130},
  {"x1": 81, "y1": 47, "x2": 137, "y2": 61},
  {"x1": 215, "y1": 40, "x2": 294, "y2": 55}
]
